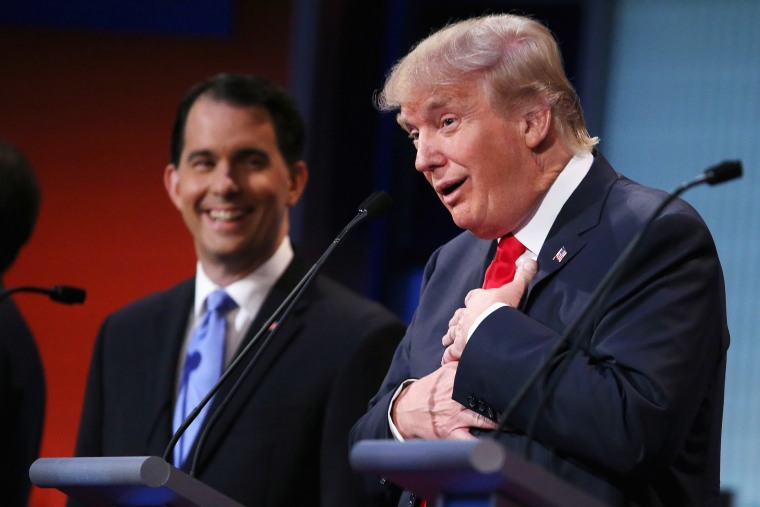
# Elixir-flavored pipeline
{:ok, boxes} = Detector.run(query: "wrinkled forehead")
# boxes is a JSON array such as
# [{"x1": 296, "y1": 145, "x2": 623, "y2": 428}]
[{"x1": 395, "y1": 80, "x2": 484, "y2": 127}]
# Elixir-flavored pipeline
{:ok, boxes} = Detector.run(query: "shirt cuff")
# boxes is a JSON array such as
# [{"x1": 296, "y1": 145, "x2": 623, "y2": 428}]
[{"x1": 387, "y1": 379, "x2": 417, "y2": 441}]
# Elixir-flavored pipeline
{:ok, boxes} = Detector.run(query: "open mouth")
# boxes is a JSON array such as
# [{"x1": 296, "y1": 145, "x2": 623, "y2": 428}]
[{"x1": 441, "y1": 178, "x2": 465, "y2": 196}]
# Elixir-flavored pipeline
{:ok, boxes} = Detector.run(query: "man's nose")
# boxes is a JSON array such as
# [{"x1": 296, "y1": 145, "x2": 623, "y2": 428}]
[
  {"x1": 210, "y1": 160, "x2": 240, "y2": 193},
  {"x1": 414, "y1": 135, "x2": 445, "y2": 173}
]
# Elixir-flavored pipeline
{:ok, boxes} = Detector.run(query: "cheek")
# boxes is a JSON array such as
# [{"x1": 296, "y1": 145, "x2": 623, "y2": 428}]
[
  {"x1": 246, "y1": 173, "x2": 289, "y2": 206},
  {"x1": 174, "y1": 172, "x2": 206, "y2": 198}
]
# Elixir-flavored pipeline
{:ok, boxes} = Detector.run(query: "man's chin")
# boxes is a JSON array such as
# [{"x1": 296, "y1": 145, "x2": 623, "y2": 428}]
[{"x1": 451, "y1": 214, "x2": 483, "y2": 236}]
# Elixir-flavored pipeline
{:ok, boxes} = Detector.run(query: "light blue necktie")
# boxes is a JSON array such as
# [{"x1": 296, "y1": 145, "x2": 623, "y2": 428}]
[{"x1": 172, "y1": 289, "x2": 237, "y2": 467}]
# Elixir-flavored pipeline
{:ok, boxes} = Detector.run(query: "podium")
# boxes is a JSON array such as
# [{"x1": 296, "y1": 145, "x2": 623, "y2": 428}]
[
  {"x1": 350, "y1": 439, "x2": 610, "y2": 507},
  {"x1": 29, "y1": 456, "x2": 244, "y2": 506}
]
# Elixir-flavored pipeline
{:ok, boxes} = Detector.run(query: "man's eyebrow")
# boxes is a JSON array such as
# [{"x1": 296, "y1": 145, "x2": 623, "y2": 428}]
[
  {"x1": 235, "y1": 147, "x2": 269, "y2": 159},
  {"x1": 396, "y1": 95, "x2": 456, "y2": 130},
  {"x1": 232, "y1": 147, "x2": 272, "y2": 166},
  {"x1": 185, "y1": 147, "x2": 271, "y2": 162},
  {"x1": 396, "y1": 113, "x2": 412, "y2": 131},
  {"x1": 186, "y1": 149, "x2": 214, "y2": 161}
]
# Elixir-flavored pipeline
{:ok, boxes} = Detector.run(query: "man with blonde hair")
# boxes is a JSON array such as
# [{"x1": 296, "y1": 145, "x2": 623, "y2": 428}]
[{"x1": 351, "y1": 13, "x2": 728, "y2": 507}]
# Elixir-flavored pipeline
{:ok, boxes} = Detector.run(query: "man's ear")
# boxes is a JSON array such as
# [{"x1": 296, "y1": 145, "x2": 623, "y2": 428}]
[
  {"x1": 286, "y1": 161, "x2": 309, "y2": 207},
  {"x1": 164, "y1": 164, "x2": 182, "y2": 210},
  {"x1": 522, "y1": 106, "x2": 552, "y2": 150}
]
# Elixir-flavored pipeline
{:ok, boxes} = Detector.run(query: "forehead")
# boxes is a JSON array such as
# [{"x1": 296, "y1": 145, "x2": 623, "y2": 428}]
[
  {"x1": 187, "y1": 98, "x2": 272, "y2": 131},
  {"x1": 184, "y1": 99, "x2": 276, "y2": 141},
  {"x1": 396, "y1": 81, "x2": 484, "y2": 128},
  {"x1": 179, "y1": 99, "x2": 283, "y2": 165}
]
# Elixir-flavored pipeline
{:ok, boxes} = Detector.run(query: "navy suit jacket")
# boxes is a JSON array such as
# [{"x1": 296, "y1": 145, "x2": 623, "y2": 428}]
[
  {"x1": 71, "y1": 255, "x2": 406, "y2": 507},
  {"x1": 350, "y1": 154, "x2": 729, "y2": 507}
]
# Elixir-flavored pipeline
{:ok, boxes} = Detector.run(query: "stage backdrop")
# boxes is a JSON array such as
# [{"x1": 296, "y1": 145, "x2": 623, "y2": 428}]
[{"x1": 0, "y1": 2, "x2": 293, "y2": 505}]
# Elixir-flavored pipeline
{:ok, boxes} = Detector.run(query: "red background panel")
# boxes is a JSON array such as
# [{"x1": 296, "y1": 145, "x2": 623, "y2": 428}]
[{"x1": 0, "y1": 3, "x2": 292, "y2": 505}]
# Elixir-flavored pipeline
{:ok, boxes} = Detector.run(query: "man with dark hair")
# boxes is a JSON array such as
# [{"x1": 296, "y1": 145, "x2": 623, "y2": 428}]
[
  {"x1": 0, "y1": 139, "x2": 45, "y2": 507},
  {"x1": 71, "y1": 74, "x2": 406, "y2": 507}
]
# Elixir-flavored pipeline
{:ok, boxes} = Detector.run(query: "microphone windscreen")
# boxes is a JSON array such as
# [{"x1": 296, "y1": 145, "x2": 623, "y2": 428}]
[
  {"x1": 358, "y1": 191, "x2": 394, "y2": 218},
  {"x1": 705, "y1": 160, "x2": 742, "y2": 185},
  {"x1": 50, "y1": 285, "x2": 87, "y2": 304}
]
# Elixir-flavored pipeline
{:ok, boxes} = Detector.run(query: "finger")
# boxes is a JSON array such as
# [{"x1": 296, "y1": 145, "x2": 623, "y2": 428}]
[
  {"x1": 464, "y1": 289, "x2": 482, "y2": 305},
  {"x1": 472, "y1": 411, "x2": 499, "y2": 430},
  {"x1": 448, "y1": 428, "x2": 477, "y2": 440},
  {"x1": 441, "y1": 346, "x2": 451, "y2": 365},
  {"x1": 441, "y1": 340, "x2": 462, "y2": 364},
  {"x1": 442, "y1": 326, "x2": 454, "y2": 346},
  {"x1": 516, "y1": 257, "x2": 538, "y2": 277},
  {"x1": 512, "y1": 258, "x2": 538, "y2": 287},
  {"x1": 447, "y1": 308, "x2": 462, "y2": 328}
]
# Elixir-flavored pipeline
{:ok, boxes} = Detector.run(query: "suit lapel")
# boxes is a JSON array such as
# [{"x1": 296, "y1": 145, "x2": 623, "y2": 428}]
[
  {"x1": 187, "y1": 257, "x2": 311, "y2": 470},
  {"x1": 144, "y1": 279, "x2": 195, "y2": 456},
  {"x1": 525, "y1": 154, "x2": 620, "y2": 300}
]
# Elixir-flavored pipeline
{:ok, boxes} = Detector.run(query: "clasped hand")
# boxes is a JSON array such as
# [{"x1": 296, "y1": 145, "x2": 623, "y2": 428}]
[
  {"x1": 441, "y1": 257, "x2": 537, "y2": 365},
  {"x1": 391, "y1": 258, "x2": 537, "y2": 440}
]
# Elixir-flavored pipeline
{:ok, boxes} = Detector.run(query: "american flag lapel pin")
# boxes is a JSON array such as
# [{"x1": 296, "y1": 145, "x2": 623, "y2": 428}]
[{"x1": 552, "y1": 246, "x2": 567, "y2": 263}]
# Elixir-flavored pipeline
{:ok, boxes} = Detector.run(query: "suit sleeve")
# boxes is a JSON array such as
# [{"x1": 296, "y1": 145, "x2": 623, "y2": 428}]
[
  {"x1": 453, "y1": 210, "x2": 728, "y2": 475},
  {"x1": 321, "y1": 315, "x2": 405, "y2": 507}
]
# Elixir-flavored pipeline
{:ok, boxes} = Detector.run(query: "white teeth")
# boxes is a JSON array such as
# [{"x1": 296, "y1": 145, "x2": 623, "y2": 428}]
[{"x1": 209, "y1": 209, "x2": 243, "y2": 221}]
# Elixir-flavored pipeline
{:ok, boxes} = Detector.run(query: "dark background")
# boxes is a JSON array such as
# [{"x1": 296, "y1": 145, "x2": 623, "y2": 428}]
[{"x1": 295, "y1": 0, "x2": 612, "y2": 321}]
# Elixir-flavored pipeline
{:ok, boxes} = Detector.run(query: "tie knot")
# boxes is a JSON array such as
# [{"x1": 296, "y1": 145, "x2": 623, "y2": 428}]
[
  {"x1": 205, "y1": 289, "x2": 237, "y2": 315},
  {"x1": 496, "y1": 234, "x2": 525, "y2": 260},
  {"x1": 482, "y1": 235, "x2": 527, "y2": 289}
]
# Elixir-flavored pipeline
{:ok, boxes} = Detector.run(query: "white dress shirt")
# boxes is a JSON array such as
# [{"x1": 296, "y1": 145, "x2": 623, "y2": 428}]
[{"x1": 175, "y1": 236, "x2": 293, "y2": 393}]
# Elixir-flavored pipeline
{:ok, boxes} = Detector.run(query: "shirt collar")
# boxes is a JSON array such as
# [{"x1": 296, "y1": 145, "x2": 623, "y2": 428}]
[
  {"x1": 194, "y1": 236, "x2": 294, "y2": 318},
  {"x1": 514, "y1": 152, "x2": 593, "y2": 255}
]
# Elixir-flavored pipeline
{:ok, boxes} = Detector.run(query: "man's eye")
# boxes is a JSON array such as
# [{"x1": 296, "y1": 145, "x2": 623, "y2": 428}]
[
  {"x1": 192, "y1": 159, "x2": 214, "y2": 170},
  {"x1": 442, "y1": 118, "x2": 456, "y2": 128},
  {"x1": 243, "y1": 156, "x2": 267, "y2": 169},
  {"x1": 408, "y1": 131, "x2": 419, "y2": 141}
]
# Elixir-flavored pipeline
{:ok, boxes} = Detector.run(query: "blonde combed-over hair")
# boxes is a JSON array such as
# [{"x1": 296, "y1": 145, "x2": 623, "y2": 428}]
[{"x1": 376, "y1": 13, "x2": 598, "y2": 153}]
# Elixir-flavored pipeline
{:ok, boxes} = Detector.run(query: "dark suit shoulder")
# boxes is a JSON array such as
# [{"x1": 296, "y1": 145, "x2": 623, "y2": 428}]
[
  {"x1": 309, "y1": 275, "x2": 405, "y2": 332},
  {"x1": 600, "y1": 152, "x2": 706, "y2": 226},
  {"x1": 103, "y1": 278, "x2": 194, "y2": 324}
]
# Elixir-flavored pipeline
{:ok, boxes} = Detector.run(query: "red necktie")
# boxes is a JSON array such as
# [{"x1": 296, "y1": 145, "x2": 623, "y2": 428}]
[
  {"x1": 482, "y1": 235, "x2": 526, "y2": 289},
  {"x1": 417, "y1": 238, "x2": 525, "y2": 507}
]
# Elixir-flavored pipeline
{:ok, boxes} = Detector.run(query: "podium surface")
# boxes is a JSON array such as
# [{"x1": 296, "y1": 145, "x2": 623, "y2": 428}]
[
  {"x1": 351, "y1": 439, "x2": 610, "y2": 507},
  {"x1": 30, "y1": 455, "x2": 244, "y2": 506}
]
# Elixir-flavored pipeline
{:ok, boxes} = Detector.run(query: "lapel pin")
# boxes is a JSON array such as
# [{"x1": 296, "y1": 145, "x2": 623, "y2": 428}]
[{"x1": 552, "y1": 246, "x2": 568, "y2": 263}]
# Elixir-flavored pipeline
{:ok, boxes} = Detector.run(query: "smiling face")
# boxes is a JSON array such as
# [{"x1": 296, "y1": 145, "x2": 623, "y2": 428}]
[
  {"x1": 398, "y1": 80, "x2": 557, "y2": 240},
  {"x1": 165, "y1": 96, "x2": 307, "y2": 284}
]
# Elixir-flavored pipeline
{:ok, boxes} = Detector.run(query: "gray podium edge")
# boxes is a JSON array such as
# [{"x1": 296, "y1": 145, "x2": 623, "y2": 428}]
[
  {"x1": 29, "y1": 456, "x2": 244, "y2": 506},
  {"x1": 351, "y1": 439, "x2": 610, "y2": 507}
]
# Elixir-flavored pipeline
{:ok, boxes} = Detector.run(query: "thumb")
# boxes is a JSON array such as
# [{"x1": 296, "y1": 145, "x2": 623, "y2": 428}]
[
  {"x1": 513, "y1": 258, "x2": 538, "y2": 286},
  {"x1": 491, "y1": 258, "x2": 537, "y2": 307}
]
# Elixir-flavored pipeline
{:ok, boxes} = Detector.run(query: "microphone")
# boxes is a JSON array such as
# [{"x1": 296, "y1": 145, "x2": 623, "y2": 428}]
[
  {"x1": 490, "y1": 160, "x2": 742, "y2": 458},
  {"x1": 700, "y1": 160, "x2": 742, "y2": 186},
  {"x1": 0, "y1": 285, "x2": 87, "y2": 304},
  {"x1": 162, "y1": 191, "x2": 394, "y2": 474}
]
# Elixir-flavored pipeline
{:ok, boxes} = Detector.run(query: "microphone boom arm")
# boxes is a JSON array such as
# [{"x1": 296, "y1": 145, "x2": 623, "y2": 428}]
[{"x1": 162, "y1": 191, "x2": 393, "y2": 472}]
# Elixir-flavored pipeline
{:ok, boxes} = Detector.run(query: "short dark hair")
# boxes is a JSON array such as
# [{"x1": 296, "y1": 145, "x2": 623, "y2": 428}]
[
  {"x1": 0, "y1": 140, "x2": 40, "y2": 274},
  {"x1": 169, "y1": 74, "x2": 306, "y2": 168}
]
